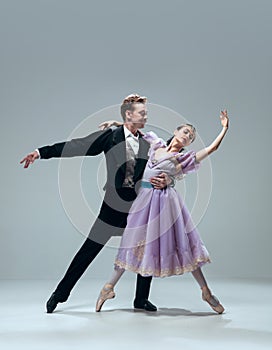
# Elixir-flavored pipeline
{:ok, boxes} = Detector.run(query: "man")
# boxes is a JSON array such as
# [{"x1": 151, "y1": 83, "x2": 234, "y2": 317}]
[{"x1": 20, "y1": 94, "x2": 169, "y2": 313}]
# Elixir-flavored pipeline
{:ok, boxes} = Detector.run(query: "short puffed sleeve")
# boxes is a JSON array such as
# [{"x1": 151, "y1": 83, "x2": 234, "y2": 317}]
[
  {"x1": 143, "y1": 131, "x2": 165, "y2": 148},
  {"x1": 143, "y1": 131, "x2": 166, "y2": 152},
  {"x1": 175, "y1": 150, "x2": 200, "y2": 177}
]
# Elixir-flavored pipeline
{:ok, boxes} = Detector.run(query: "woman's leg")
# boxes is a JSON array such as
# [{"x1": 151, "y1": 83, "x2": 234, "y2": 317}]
[
  {"x1": 191, "y1": 267, "x2": 208, "y2": 288},
  {"x1": 95, "y1": 267, "x2": 125, "y2": 312},
  {"x1": 107, "y1": 267, "x2": 125, "y2": 286},
  {"x1": 191, "y1": 267, "x2": 225, "y2": 314}
]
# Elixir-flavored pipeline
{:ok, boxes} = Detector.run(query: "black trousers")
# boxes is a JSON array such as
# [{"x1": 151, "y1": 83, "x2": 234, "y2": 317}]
[{"x1": 53, "y1": 187, "x2": 152, "y2": 302}]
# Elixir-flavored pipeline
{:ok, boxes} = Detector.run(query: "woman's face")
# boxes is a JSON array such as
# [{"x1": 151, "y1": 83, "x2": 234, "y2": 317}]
[{"x1": 174, "y1": 126, "x2": 195, "y2": 147}]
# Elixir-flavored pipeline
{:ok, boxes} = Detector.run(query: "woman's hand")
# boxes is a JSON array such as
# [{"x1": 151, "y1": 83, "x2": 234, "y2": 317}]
[
  {"x1": 99, "y1": 120, "x2": 123, "y2": 130},
  {"x1": 220, "y1": 110, "x2": 229, "y2": 129},
  {"x1": 195, "y1": 109, "x2": 229, "y2": 162}
]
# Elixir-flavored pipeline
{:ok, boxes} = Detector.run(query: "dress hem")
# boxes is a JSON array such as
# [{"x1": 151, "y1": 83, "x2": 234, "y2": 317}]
[{"x1": 114, "y1": 257, "x2": 211, "y2": 278}]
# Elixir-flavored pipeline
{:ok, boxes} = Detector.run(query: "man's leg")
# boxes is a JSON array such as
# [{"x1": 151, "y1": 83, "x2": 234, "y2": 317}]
[
  {"x1": 134, "y1": 274, "x2": 157, "y2": 311},
  {"x1": 46, "y1": 237, "x2": 103, "y2": 313},
  {"x1": 46, "y1": 212, "x2": 119, "y2": 313},
  {"x1": 55, "y1": 238, "x2": 103, "y2": 299}
]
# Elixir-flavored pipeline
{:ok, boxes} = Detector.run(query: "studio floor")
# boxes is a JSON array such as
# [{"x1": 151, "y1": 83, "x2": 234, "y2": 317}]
[{"x1": 1, "y1": 277, "x2": 272, "y2": 350}]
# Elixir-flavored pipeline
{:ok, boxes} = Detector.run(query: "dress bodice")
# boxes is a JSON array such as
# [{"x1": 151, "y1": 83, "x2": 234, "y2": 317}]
[{"x1": 142, "y1": 131, "x2": 199, "y2": 182}]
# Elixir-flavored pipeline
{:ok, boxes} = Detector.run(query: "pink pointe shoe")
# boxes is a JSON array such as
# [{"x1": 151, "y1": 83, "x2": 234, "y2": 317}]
[
  {"x1": 201, "y1": 286, "x2": 225, "y2": 314},
  {"x1": 95, "y1": 283, "x2": 115, "y2": 312}
]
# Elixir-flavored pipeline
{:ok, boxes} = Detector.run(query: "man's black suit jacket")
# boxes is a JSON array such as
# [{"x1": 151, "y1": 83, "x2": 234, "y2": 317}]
[{"x1": 38, "y1": 126, "x2": 150, "y2": 241}]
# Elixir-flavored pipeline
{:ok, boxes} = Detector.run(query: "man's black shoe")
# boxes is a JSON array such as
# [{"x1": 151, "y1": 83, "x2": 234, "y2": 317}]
[
  {"x1": 133, "y1": 299, "x2": 157, "y2": 312},
  {"x1": 46, "y1": 293, "x2": 61, "y2": 313}
]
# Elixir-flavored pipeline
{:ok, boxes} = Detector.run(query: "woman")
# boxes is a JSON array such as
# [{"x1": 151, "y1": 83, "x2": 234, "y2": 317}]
[{"x1": 96, "y1": 110, "x2": 229, "y2": 314}]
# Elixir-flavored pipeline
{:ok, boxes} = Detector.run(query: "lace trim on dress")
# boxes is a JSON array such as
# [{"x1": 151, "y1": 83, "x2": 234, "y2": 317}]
[
  {"x1": 114, "y1": 257, "x2": 211, "y2": 278},
  {"x1": 132, "y1": 240, "x2": 146, "y2": 262}
]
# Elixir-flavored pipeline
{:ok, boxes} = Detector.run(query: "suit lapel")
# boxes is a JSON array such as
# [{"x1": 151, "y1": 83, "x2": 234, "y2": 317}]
[
  {"x1": 112, "y1": 126, "x2": 126, "y2": 176},
  {"x1": 134, "y1": 136, "x2": 150, "y2": 181}
]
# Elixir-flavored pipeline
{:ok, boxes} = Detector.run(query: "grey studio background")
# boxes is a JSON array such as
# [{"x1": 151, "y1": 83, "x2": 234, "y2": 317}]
[{"x1": 1, "y1": 0, "x2": 271, "y2": 283}]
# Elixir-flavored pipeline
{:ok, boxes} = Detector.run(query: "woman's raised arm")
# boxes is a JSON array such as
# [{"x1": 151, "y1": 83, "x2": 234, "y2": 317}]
[{"x1": 195, "y1": 110, "x2": 229, "y2": 163}]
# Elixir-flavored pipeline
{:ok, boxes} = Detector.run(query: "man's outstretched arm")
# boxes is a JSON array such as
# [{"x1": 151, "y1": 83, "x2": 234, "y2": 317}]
[{"x1": 20, "y1": 128, "x2": 112, "y2": 168}]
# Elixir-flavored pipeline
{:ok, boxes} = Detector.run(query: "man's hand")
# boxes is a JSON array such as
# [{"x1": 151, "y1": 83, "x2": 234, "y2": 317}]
[
  {"x1": 20, "y1": 151, "x2": 39, "y2": 169},
  {"x1": 150, "y1": 172, "x2": 172, "y2": 189},
  {"x1": 99, "y1": 120, "x2": 123, "y2": 130}
]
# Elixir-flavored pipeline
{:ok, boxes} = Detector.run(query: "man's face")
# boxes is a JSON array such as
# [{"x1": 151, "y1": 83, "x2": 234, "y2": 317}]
[{"x1": 125, "y1": 103, "x2": 147, "y2": 129}]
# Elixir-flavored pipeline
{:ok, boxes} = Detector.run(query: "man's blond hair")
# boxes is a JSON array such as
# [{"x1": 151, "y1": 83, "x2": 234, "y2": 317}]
[{"x1": 120, "y1": 94, "x2": 147, "y2": 121}]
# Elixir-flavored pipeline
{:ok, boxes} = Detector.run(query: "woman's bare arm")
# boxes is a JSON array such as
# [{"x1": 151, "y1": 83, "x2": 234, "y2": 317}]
[{"x1": 195, "y1": 110, "x2": 229, "y2": 163}]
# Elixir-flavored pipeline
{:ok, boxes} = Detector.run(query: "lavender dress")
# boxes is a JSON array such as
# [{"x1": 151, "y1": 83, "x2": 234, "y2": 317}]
[{"x1": 114, "y1": 131, "x2": 211, "y2": 277}]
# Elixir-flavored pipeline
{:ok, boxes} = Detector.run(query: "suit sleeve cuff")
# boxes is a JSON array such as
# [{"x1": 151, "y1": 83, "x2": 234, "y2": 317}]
[{"x1": 35, "y1": 149, "x2": 41, "y2": 159}]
